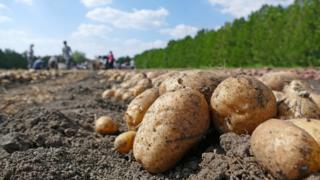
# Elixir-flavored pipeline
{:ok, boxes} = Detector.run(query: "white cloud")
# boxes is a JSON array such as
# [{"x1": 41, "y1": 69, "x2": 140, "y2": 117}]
[
  {"x1": 161, "y1": 24, "x2": 199, "y2": 39},
  {"x1": 16, "y1": 0, "x2": 33, "y2": 5},
  {"x1": 0, "y1": 3, "x2": 9, "y2": 12},
  {"x1": 208, "y1": 0, "x2": 294, "y2": 17},
  {"x1": 86, "y1": 7, "x2": 169, "y2": 29},
  {"x1": 71, "y1": 24, "x2": 112, "y2": 38},
  {"x1": 70, "y1": 37, "x2": 167, "y2": 58},
  {"x1": 0, "y1": 16, "x2": 11, "y2": 23},
  {"x1": 81, "y1": 0, "x2": 113, "y2": 7},
  {"x1": 0, "y1": 29, "x2": 62, "y2": 56}
]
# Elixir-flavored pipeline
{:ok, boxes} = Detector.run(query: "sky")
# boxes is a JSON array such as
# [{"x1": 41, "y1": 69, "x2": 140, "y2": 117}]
[{"x1": 0, "y1": 0, "x2": 294, "y2": 58}]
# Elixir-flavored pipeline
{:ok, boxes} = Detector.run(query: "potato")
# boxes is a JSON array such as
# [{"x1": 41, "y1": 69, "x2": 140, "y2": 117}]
[
  {"x1": 289, "y1": 119, "x2": 320, "y2": 145},
  {"x1": 114, "y1": 131, "x2": 136, "y2": 154},
  {"x1": 146, "y1": 71, "x2": 165, "y2": 79},
  {"x1": 102, "y1": 89, "x2": 115, "y2": 98},
  {"x1": 290, "y1": 80, "x2": 320, "y2": 109},
  {"x1": 260, "y1": 71, "x2": 299, "y2": 91},
  {"x1": 210, "y1": 75, "x2": 277, "y2": 134},
  {"x1": 152, "y1": 71, "x2": 178, "y2": 87},
  {"x1": 133, "y1": 89, "x2": 209, "y2": 173},
  {"x1": 130, "y1": 78, "x2": 152, "y2": 97},
  {"x1": 114, "y1": 88, "x2": 126, "y2": 101},
  {"x1": 95, "y1": 116, "x2": 119, "y2": 135},
  {"x1": 125, "y1": 88, "x2": 159, "y2": 130},
  {"x1": 159, "y1": 71, "x2": 223, "y2": 102},
  {"x1": 251, "y1": 119, "x2": 320, "y2": 179},
  {"x1": 278, "y1": 80, "x2": 320, "y2": 119},
  {"x1": 122, "y1": 91, "x2": 133, "y2": 101}
]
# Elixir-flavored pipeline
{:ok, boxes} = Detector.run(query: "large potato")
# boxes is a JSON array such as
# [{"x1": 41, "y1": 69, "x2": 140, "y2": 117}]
[
  {"x1": 210, "y1": 75, "x2": 277, "y2": 134},
  {"x1": 125, "y1": 88, "x2": 160, "y2": 130},
  {"x1": 133, "y1": 89, "x2": 210, "y2": 173},
  {"x1": 159, "y1": 71, "x2": 224, "y2": 102},
  {"x1": 251, "y1": 119, "x2": 320, "y2": 179},
  {"x1": 289, "y1": 119, "x2": 320, "y2": 145},
  {"x1": 260, "y1": 71, "x2": 298, "y2": 91}
]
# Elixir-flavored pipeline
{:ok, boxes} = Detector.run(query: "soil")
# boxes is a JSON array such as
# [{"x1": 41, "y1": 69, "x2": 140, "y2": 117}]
[{"x1": 0, "y1": 69, "x2": 319, "y2": 180}]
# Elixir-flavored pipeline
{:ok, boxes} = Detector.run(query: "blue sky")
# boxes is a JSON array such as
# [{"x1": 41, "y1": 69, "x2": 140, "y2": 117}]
[{"x1": 0, "y1": 0, "x2": 294, "y2": 58}]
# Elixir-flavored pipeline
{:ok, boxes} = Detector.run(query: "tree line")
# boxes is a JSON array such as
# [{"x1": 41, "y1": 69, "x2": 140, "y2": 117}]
[
  {"x1": 0, "y1": 49, "x2": 87, "y2": 69},
  {"x1": 134, "y1": 0, "x2": 320, "y2": 68}
]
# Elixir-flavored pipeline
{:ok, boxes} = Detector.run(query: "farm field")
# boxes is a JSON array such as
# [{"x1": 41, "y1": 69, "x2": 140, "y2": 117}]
[{"x1": 0, "y1": 69, "x2": 320, "y2": 180}]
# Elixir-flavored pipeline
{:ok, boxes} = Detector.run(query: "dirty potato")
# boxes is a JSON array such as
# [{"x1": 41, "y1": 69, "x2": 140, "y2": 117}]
[
  {"x1": 260, "y1": 71, "x2": 299, "y2": 91},
  {"x1": 289, "y1": 118, "x2": 320, "y2": 145},
  {"x1": 278, "y1": 80, "x2": 320, "y2": 119},
  {"x1": 114, "y1": 131, "x2": 136, "y2": 154},
  {"x1": 251, "y1": 119, "x2": 320, "y2": 179},
  {"x1": 159, "y1": 71, "x2": 224, "y2": 102},
  {"x1": 125, "y1": 88, "x2": 159, "y2": 130},
  {"x1": 133, "y1": 89, "x2": 210, "y2": 173},
  {"x1": 210, "y1": 75, "x2": 277, "y2": 134},
  {"x1": 95, "y1": 116, "x2": 119, "y2": 135}
]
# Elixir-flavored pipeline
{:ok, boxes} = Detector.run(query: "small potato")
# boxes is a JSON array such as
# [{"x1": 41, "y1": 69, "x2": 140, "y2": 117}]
[
  {"x1": 251, "y1": 119, "x2": 320, "y2": 179},
  {"x1": 133, "y1": 89, "x2": 210, "y2": 173},
  {"x1": 289, "y1": 119, "x2": 320, "y2": 145},
  {"x1": 114, "y1": 131, "x2": 136, "y2": 154},
  {"x1": 211, "y1": 75, "x2": 277, "y2": 134},
  {"x1": 125, "y1": 88, "x2": 159, "y2": 130},
  {"x1": 114, "y1": 88, "x2": 126, "y2": 101},
  {"x1": 102, "y1": 89, "x2": 115, "y2": 98},
  {"x1": 130, "y1": 78, "x2": 152, "y2": 97},
  {"x1": 122, "y1": 91, "x2": 133, "y2": 101},
  {"x1": 95, "y1": 116, "x2": 119, "y2": 135},
  {"x1": 260, "y1": 71, "x2": 299, "y2": 91}
]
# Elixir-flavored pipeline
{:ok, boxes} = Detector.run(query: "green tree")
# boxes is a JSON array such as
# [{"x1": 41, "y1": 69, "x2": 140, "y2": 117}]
[{"x1": 72, "y1": 51, "x2": 87, "y2": 64}]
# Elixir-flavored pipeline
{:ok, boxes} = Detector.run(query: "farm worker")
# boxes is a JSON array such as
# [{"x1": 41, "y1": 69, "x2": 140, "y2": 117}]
[
  {"x1": 48, "y1": 56, "x2": 58, "y2": 69},
  {"x1": 62, "y1": 41, "x2": 72, "y2": 69},
  {"x1": 108, "y1": 51, "x2": 115, "y2": 69},
  {"x1": 27, "y1": 44, "x2": 34, "y2": 69},
  {"x1": 32, "y1": 58, "x2": 44, "y2": 70}
]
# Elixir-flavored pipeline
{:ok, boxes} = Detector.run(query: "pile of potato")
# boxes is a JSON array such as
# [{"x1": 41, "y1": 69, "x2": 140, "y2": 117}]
[
  {"x1": 0, "y1": 70, "x2": 64, "y2": 86},
  {"x1": 96, "y1": 70, "x2": 320, "y2": 179}
]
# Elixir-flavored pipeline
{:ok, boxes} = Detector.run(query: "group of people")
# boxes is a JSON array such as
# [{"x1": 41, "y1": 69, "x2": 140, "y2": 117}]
[
  {"x1": 98, "y1": 51, "x2": 115, "y2": 69},
  {"x1": 27, "y1": 41, "x2": 72, "y2": 70}
]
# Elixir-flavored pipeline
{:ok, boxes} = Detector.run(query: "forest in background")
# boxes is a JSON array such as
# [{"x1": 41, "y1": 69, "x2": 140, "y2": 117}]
[{"x1": 134, "y1": 0, "x2": 320, "y2": 68}]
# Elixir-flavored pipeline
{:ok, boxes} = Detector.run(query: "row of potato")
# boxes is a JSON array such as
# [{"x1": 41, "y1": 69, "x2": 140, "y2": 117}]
[
  {"x1": 96, "y1": 70, "x2": 320, "y2": 179},
  {"x1": 0, "y1": 70, "x2": 64, "y2": 86}
]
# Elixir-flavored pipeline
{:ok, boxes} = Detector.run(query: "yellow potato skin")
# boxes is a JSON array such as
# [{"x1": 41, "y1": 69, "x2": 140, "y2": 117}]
[
  {"x1": 102, "y1": 89, "x2": 115, "y2": 98},
  {"x1": 114, "y1": 131, "x2": 136, "y2": 154},
  {"x1": 251, "y1": 119, "x2": 320, "y2": 180},
  {"x1": 159, "y1": 71, "x2": 223, "y2": 102},
  {"x1": 133, "y1": 89, "x2": 210, "y2": 173},
  {"x1": 289, "y1": 119, "x2": 320, "y2": 145},
  {"x1": 95, "y1": 116, "x2": 119, "y2": 135},
  {"x1": 260, "y1": 71, "x2": 298, "y2": 91},
  {"x1": 210, "y1": 75, "x2": 277, "y2": 134},
  {"x1": 125, "y1": 88, "x2": 160, "y2": 130}
]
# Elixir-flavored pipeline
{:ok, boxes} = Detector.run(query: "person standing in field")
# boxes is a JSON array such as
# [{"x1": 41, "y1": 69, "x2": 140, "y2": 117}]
[
  {"x1": 27, "y1": 44, "x2": 34, "y2": 69},
  {"x1": 108, "y1": 51, "x2": 114, "y2": 69},
  {"x1": 62, "y1": 41, "x2": 72, "y2": 69}
]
